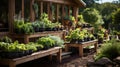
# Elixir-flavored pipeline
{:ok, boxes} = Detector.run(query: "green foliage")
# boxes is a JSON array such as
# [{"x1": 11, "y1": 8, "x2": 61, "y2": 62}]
[
  {"x1": 37, "y1": 37, "x2": 55, "y2": 47},
  {"x1": 40, "y1": 13, "x2": 62, "y2": 29},
  {"x1": 14, "y1": 19, "x2": 34, "y2": 34},
  {"x1": 83, "y1": 0, "x2": 95, "y2": 7},
  {"x1": 22, "y1": 23, "x2": 34, "y2": 34},
  {"x1": 95, "y1": 39, "x2": 120, "y2": 61},
  {"x1": 90, "y1": 3, "x2": 118, "y2": 29},
  {"x1": 48, "y1": 35, "x2": 64, "y2": 47},
  {"x1": 65, "y1": 28, "x2": 95, "y2": 41},
  {"x1": 0, "y1": 36, "x2": 12, "y2": 43},
  {"x1": 112, "y1": 8, "x2": 120, "y2": 31},
  {"x1": 82, "y1": 8, "x2": 104, "y2": 26},
  {"x1": 77, "y1": 15, "x2": 85, "y2": 26}
]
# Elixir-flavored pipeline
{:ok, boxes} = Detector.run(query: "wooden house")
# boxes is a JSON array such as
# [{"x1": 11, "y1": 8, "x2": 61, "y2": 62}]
[{"x1": 0, "y1": 0, "x2": 86, "y2": 38}]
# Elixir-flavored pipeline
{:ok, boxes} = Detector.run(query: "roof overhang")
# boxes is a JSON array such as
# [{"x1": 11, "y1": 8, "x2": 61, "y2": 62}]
[{"x1": 74, "y1": 0, "x2": 86, "y2": 7}]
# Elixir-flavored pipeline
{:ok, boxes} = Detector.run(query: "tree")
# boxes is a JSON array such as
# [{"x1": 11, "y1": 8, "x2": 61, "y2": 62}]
[
  {"x1": 91, "y1": 3, "x2": 118, "y2": 29},
  {"x1": 82, "y1": 8, "x2": 103, "y2": 25},
  {"x1": 112, "y1": 9, "x2": 120, "y2": 24},
  {"x1": 83, "y1": 0, "x2": 96, "y2": 7}
]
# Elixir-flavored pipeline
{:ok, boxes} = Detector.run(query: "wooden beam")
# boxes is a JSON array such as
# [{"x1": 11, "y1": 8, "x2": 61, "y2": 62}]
[
  {"x1": 47, "y1": 2, "x2": 52, "y2": 21},
  {"x1": 47, "y1": 2, "x2": 50, "y2": 20},
  {"x1": 30, "y1": 0, "x2": 35, "y2": 22},
  {"x1": 8, "y1": 0, "x2": 15, "y2": 33},
  {"x1": 62, "y1": 5, "x2": 65, "y2": 25},
  {"x1": 36, "y1": 0, "x2": 78, "y2": 7},
  {"x1": 40, "y1": 2, "x2": 43, "y2": 15},
  {"x1": 56, "y1": 4, "x2": 59, "y2": 22},
  {"x1": 68, "y1": 6, "x2": 70, "y2": 16},
  {"x1": 73, "y1": 7, "x2": 78, "y2": 22},
  {"x1": 21, "y1": 0, "x2": 24, "y2": 19}
]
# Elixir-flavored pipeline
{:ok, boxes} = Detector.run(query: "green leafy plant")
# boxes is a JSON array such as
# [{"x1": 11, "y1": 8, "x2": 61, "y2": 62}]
[
  {"x1": 0, "y1": 36, "x2": 12, "y2": 43},
  {"x1": 95, "y1": 39, "x2": 120, "y2": 61},
  {"x1": 22, "y1": 23, "x2": 34, "y2": 34},
  {"x1": 14, "y1": 19, "x2": 34, "y2": 34},
  {"x1": 37, "y1": 37, "x2": 55, "y2": 49},
  {"x1": 48, "y1": 35, "x2": 64, "y2": 47}
]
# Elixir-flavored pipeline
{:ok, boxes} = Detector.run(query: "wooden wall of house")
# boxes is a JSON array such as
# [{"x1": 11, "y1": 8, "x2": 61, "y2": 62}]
[{"x1": 0, "y1": 0, "x2": 84, "y2": 36}]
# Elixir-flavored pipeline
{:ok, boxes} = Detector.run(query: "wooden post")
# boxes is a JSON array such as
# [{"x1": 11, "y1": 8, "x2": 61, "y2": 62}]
[
  {"x1": 21, "y1": 0, "x2": 24, "y2": 19},
  {"x1": 40, "y1": 2, "x2": 43, "y2": 15},
  {"x1": 8, "y1": 0, "x2": 15, "y2": 33},
  {"x1": 62, "y1": 5, "x2": 65, "y2": 25},
  {"x1": 30, "y1": 0, "x2": 35, "y2": 22},
  {"x1": 79, "y1": 45, "x2": 83, "y2": 57},
  {"x1": 56, "y1": 4, "x2": 59, "y2": 22},
  {"x1": 73, "y1": 7, "x2": 78, "y2": 22},
  {"x1": 94, "y1": 42, "x2": 98, "y2": 52},
  {"x1": 47, "y1": 2, "x2": 52, "y2": 21},
  {"x1": 57, "y1": 48, "x2": 62, "y2": 63},
  {"x1": 68, "y1": 6, "x2": 70, "y2": 16}
]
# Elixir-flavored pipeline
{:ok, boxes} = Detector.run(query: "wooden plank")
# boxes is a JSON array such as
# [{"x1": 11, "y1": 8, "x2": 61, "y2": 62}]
[
  {"x1": 21, "y1": 0, "x2": 24, "y2": 19},
  {"x1": 73, "y1": 7, "x2": 78, "y2": 22},
  {"x1": 0, "y1": 47, "x2": 62, "y2": 67},
  {"x1": 8, "y1": 0, "x2": 15, "y2": 33},
  {"x1": 12, "y1": 31, "x2": 64, "y2": 43},
  {"x1": 56, "y1": 4, "x2": 59, "y2": 22},
  {"x1": 68, "y1": 6, "x2": 70, "y2": 16},
  {"x1": 40, "y1": 2, "x2": 43, "y2": 15},
  {"x1": 65, "y1": 40, "x2": 98, "y2": 57},
  {"x1": 30, "y1": 0, "x2": 35, "y2": 21},
  {"x1": 62, "y1": 5, "x2": 65, "y2": 25},
  {"x1": 36, "y1": 0, "x2": 78, "y2": 7}
]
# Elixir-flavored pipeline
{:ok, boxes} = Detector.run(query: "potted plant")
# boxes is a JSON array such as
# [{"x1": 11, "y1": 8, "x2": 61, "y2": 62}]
[
  {"x1": 37, "y1": 37, "x2": 55, "y2": 50},
  {"x1": 69, "y1": 29, "x2": 80, "y2": 43},
  {"x1": 48, "y1": 35, "x2": 64, "y2": 47},
  {"x1": 32, "y1": 21, "x2": 40, "y2": 32},
  {"x1": 78, "y1": 34, "x2": 84, "y2": 43},
  {"x1": 0, "y1": 36, "x2": 12, "y2": 43},
  {"x1": 22, "y1": 23, "x2": 34, "y2": 34},
  {"x1": 27, "y1": 42, "x2": 43, "y2": 52},
  {"x1": 98, "y1": 33, "x2": 104, "y2": 44},
  {"x1": 88, "y1": 34, "x2": 95, "y2": 40},
  {"x1": 14, "y1": 19, "x2": 24, "y2": 34},
  {"x1": 38, "y1": 21, "x2": 45, "y2": 32}
]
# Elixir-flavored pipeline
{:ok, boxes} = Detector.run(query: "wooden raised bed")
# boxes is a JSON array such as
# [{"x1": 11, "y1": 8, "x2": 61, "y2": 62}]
[
  {"x1": 11, "y1": 31, "x2": 64, "y2": 44},
  {"x1": 0, "y1": 47, "x2": 62, "y2": 67},
  {"x1": 65, "y1": 40, "x2": 98, "y2": 57}
]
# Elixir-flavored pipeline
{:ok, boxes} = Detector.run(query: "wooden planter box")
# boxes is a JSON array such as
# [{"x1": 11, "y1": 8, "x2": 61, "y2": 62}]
[
  {"x1": 65, "y1": 40, "x2": 98, "y2": 57},
  {"x1": 11, "y1": 31, "x2": 64, "y2": 44},
  {"x1": 0, "y1": 47, "x2": 62, "y2": 67}
]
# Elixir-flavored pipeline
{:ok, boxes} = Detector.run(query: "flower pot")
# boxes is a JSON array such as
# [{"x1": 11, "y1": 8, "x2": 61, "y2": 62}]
[
  {"x1": 91, "y1": 37, "x2": 94, "y2": 40},
  {"x1": 43, "y1": 46, "x2": 51, "y2": 50},
  {"x1": 70, "y1": 39, "x2": 78, "y2": 43},
  {"x1": 36, "y1": 47, "x2": 42, "y2": 51},
  {"x1": 84, "y1": 37, "x2": 88, "y2": 42},
  {"x1": 34, "y1": 27, "x2": 39, "y2": 32},
  {"x1": 39, "y1": 28, "x2": 45, "y2": 32},
  {"x1": 78, "y1": 39, "x2": 84, "y2": 44},
  {"x1": 52, "y1": 28, "x2": 57, "y2": 31},
  {"x1": 87, "y1": 37, "x2": 91, "y2": 41},
  {"x1": 45, "y1": 28, "x2": 52, "y2": 31}
]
